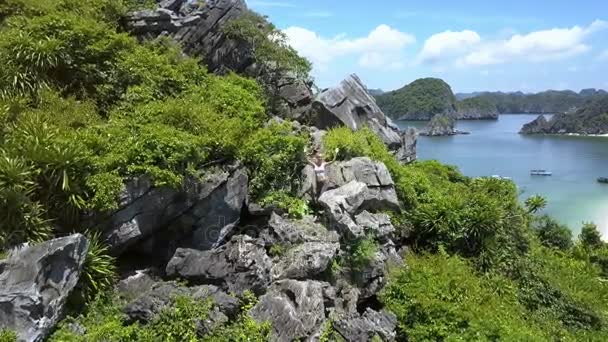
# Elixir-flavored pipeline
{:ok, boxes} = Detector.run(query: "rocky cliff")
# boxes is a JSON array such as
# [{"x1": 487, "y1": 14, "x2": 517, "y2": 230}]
[
  {"x1": 375, "y1": 78, "x2": 457, "y2": 120},
  {"x1": 124, "y1": 1, "x2": 416, "y2": 163},
  {"x1": 420, "y1": 114, "x2": 469, "y2": 136},
  {"x1": 520, "y1": 95, "x2": 608, "y2": 135}
]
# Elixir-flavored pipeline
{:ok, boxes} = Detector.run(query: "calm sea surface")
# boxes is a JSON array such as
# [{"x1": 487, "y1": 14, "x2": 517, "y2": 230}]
[{"x1": 397, "y1": 114, "x2": 608, "y2": 237}]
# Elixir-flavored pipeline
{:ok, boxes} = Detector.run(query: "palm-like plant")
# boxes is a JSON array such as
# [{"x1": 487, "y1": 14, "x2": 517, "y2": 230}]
[
  {"x1": 525, "y1": 195, "x2": 547, "y2": 214},
  {"x1": 0, "y1": 151, "x2": 52, "y2": 248},
  {"x1": 78, "y1": 231, "x2": 116, "y2": 303}
]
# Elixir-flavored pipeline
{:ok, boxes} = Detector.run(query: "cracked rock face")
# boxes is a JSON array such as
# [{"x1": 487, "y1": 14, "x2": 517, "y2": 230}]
[
  {"x1": 102, "y1": 166, "x2": 248, "y2": 259},
  {"x1": 250, "y1": 280, "x2": 329, "y2": 342},
  {"x1": 165, "y1": 235, "x2": 272, "y2": 295},
  {"x1": 0, "y1": 235, "x2": 89, "y2": 342},
  {"x1": 125, "y1": 0, "x2": 314, "y2": 120},
  {"x1": 310, "y1": 74, "x2": 417, "y2": 163},
  {"x1": 332, "y1": 308, "x2": 398, "y2": 341}
]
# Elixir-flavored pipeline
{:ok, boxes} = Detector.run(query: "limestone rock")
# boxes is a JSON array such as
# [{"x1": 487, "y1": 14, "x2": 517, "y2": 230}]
[
  {"x1": 103, "y1": 166, "x2": 248, "y2": 258},
  {"x1": 0, "y1": 235, "x2": 89, "y2": 342},
  {"x1": 519, "y1": 114, "x2": 551, "y2": 134},
  {"x1": 354, "y1": 211, "x2": 395, "y2": 241},
  {"x1": 165, "y1": 235, "x2": 272, "y2": 295},
  {"x1": 332, "y1": 308, "x2": 398, "y2": 341},
  {"x1": 264, "y1": 213, "x2": 339, "y2": 245},
  {"x1": 271, "y1": 242, "x2": 340, "y2": 280},
  {"x1": 250, "y1": 280, "x2": 328, "y2": 342}
]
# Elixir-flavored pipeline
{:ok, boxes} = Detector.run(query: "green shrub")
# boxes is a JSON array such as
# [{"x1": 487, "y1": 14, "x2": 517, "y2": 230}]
[
  {"x1": 579, "y1": 222, "x2": 604, "y2": 249},
  {"x1": 77, "y1": 232, "x2": 117, "y2": 304},
  {"x1": 202, "y1": 291, "x2": 271, "y2": 342},
  {"x1": 381, "y1": 253, "x2": 547, "y2": 341},
  {"x1": 0, "y1": 329, "x2": 17, "y2": 342},
  {"x1": 238, "y1": 122, "x2": 307, "y2": 200},
  {"x1": 259, "y1": 191, "x2": 311, "y2": 219},
  {"x1": 533, "y1": 215, "x2": 573, "y2": 251},
  {"x1": 349, "y1": 236, "x2": 379, "y2": 271}
]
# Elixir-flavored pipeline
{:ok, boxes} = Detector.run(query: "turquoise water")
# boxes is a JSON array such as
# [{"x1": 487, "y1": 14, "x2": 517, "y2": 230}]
[{"x1": 397, "y1": 114, "x2": 608, "y2": 237}]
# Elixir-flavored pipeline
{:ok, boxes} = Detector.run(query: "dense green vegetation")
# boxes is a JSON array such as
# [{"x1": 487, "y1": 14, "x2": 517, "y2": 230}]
[
  {"x1": 545, "y1": 95, "x2": 608, "y2": 134},
  {"x1": 324, "y1": 127, "x2": 608, "y2": 340},
  {"x1": 2, "y1": 1, "x2": 607, "y2": 341},
  {"x1": 0, "y1": 0, "x2": 305, "y2": 338},
  {"x1": 456, "y1": 96, "x2": 498, "y2": 114},
  {"x1": 50, "y1": 291, "x2": 270, "y2": 341},
  {"x1": 375, "y1": 78, "x2": 457, "y2": 120},
  {"x1": 462, "y1": 89, "x2": 606, "y2": 114}
]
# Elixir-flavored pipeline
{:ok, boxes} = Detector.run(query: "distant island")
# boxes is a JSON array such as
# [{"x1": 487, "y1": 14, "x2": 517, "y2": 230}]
[
  {"x1": 456, "y1": 89, "x2": 607, "y2": 114},
  {"x1": 374, "y1": 78, "x2": 499, "y2": 121},
  {"x1": 520, "y1": 95, "x2": 608, "y2": 135},
  {"x1": 375, "y1": 78, "x2": 606, "y2": 122}
]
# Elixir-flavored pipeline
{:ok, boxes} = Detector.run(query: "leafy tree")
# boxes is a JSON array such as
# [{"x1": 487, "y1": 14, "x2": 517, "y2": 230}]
[
  {"x1": 580, "y1": 222, "x2": 604, "y2": 249},
  {"x1": 532, "y1": 215, "x2": 573, "y2": 251}
]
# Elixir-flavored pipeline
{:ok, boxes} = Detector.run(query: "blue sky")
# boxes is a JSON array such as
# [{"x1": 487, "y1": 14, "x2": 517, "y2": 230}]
[{"x1": 248, "y1": 0, "x2": 608, "y2": 93}]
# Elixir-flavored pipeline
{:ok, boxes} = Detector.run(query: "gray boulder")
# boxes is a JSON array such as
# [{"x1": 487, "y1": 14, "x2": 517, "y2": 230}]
[
  {"x1": 124, "y1": 281, "x2": 239, "y2": 324},
  {"x1": 271, "y1": 242, "x2": 339, "y2": 280},
  {"x1": 356, "y1": 242, "x2": 403, "y2": 299},
  {"x1": 310, "y1": 74, "x2": 416, "y2": 162},
  {"x1": 332, "y1": 308, "x2": 398, "y2": 341},
  {"x1": 250, "y1": 280, "x2": 328, "y2": 342},
  {"x1": 325, "y1": 157, "x2": 394, "y2": 189},
  {"x1": 396, "y1": 127, "x2": 417, "y2": 164},
  {"x1": 166, "y1": 235, "x2": 272, "y2": 295},
  {"x1": 0, "y1": 235, "x2": 89, "y2": 342},
  {"x1": 319, "y1": 181, "x2": 399, "y2": 238},
  {"x1": 264, "y1": 213, "x2": 339, "y2": 245},
  {"x1": 103, "y1": 166, "x2": 248, "y2": 258},
  {"x1": 354, "y1": 211, "x2": 395, "y2": 241},
  {"x1": 115, "y1": 269, "x2": 160, "y2": 301}
]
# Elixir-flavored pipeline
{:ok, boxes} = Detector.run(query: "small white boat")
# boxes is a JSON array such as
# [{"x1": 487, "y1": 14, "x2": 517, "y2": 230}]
[
  {"x1": 491, "y1": 175, "x2": 512, "y2": 180},
  {"x1": 531, "y1": 170, "x2": 552, "y2": 176}
]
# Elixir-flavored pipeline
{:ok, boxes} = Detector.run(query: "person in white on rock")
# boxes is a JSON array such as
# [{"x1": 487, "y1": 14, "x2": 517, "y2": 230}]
[{"x1": 307, "y1": 148, "x2": 338, "y2": 197}]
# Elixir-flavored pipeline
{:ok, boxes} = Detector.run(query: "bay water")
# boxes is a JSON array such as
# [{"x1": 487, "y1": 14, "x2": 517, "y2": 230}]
[{"x1": 397, "y1": 114, "x2": 608, "y2": 237}]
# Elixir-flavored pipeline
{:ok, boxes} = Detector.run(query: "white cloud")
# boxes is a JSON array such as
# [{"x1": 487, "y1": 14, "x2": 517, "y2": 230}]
[
  {"x1": 283, "y1": 25, "x2": 415, "y2": 71},
  {"x1": 418, "y1": 30, "x2": 481, "y2": 64},
  {"x1": 417, "y1": 20, "x2": 607, "y2": 67}
]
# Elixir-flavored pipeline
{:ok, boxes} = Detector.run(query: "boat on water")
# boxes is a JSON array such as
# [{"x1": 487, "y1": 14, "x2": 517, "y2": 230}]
[
  {"x1": 531, "y1": 170, "x2": 553, "y2": 176},
  {"x1": 598, "y1": 177, "x2": 608, "y2": 184},
  {"x1": 491, "y1": 175, "x2": 512, "y2": 180}
]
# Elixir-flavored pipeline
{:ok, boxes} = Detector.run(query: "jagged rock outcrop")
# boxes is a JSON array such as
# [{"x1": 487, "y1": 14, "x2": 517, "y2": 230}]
[
  {"x1": 0, "y1": 235, "x2": 89, "y2": 342},
  {"x1": 124, "y1": 0, "x2": 314, "y2": 119},
  {"x1": 420, "y1": 114, "x2": 469, "y2": 136},
  {"x1": 166, "y1": 235, "x2": 272, "y2": 295},
  {"x1": 520, "y1": 114, "x2": 551, "y2": 134},
  {"x1": 123, "y1": 281, "x2": 239, "y2": 324},
  {"x1": 263, "y1": 213, "x2": 339, "y2": 245},
  {"x1": 271, "y1": 242, "x2": 339, "y2": 281},
  {"x1": 318, "y1": 158, "x2": 400, "y2": 238},
  {"x1": 332, "y1": 308, "x2": 398, "y2": 341},
  {"x1": 102, "y1": 166, "x2": 248, "y2": 259},
  {"x1": 250, "y1": 280, "x2": 329, "y2": 342},
  {"x1": 310, "y1": 75, "x2": 416, "y2": 162},
  {"x1": 520, "y1": 95, "x2": 608, "y2": 135}
]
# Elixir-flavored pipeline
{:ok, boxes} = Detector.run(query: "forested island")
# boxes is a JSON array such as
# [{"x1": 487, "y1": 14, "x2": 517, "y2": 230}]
[
  {"x1": 376, "y1": 78, "x2": 606, "y2": 122},
  {"x1": 521, "y1": 95, "x2": 608, "y2": 135},
  {"x1": 458, "y1": 89, "x2": 607, "y2": 114},
  {"x1": 1, "y1": 1, "x2": 608, "y2": 342}
]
